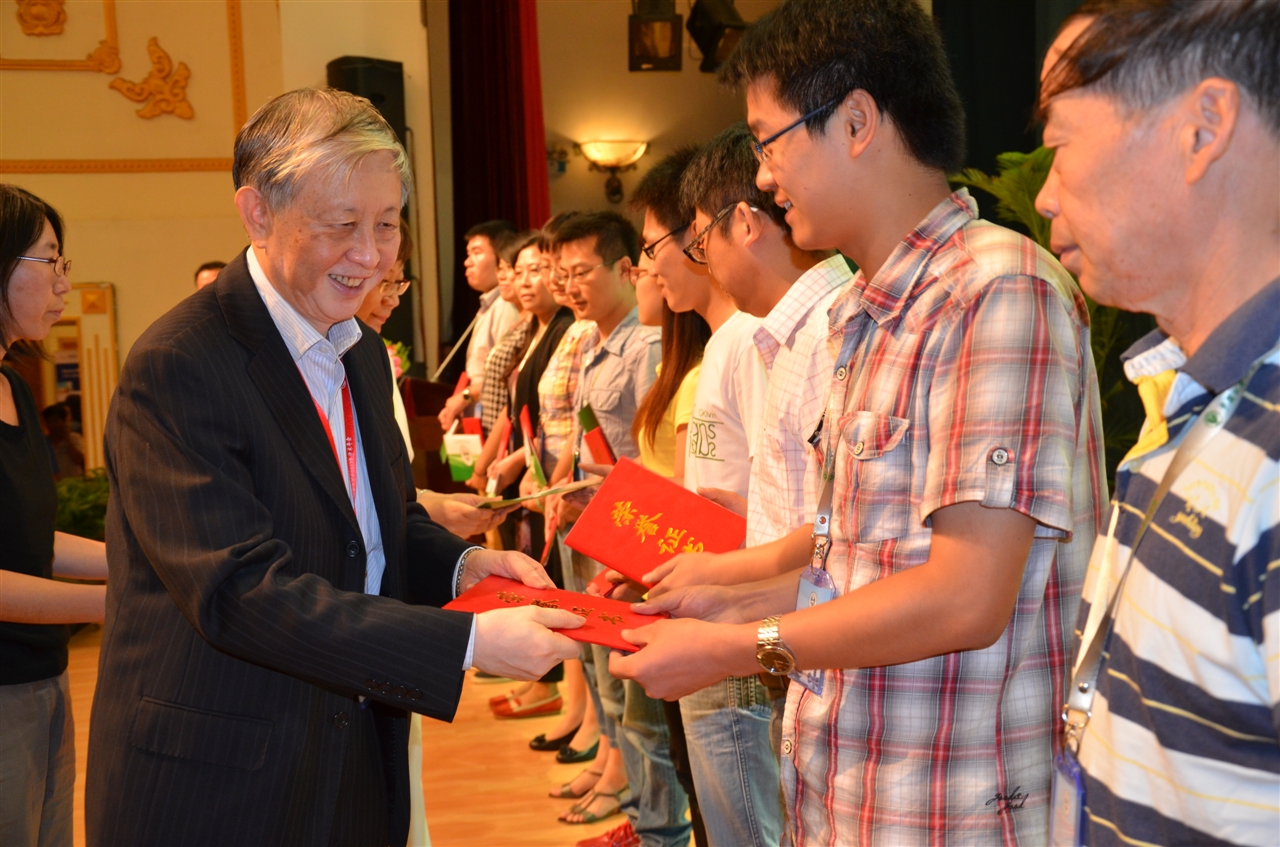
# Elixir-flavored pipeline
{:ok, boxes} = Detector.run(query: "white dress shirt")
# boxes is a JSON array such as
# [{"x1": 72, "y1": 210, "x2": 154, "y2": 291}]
[{"x1": 247, "y1": 250, "x2": 479, "y2": 667}]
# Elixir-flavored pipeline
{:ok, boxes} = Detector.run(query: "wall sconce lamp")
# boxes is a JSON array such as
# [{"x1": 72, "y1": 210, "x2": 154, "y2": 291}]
[{"x1": 577, "y1": 140, "x2": 648, "y2": 204}]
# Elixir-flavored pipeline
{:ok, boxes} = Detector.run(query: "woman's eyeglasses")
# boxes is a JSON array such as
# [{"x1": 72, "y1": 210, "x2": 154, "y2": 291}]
[
  {"x1": 16, "y1": 254, "x2": 71, "y2": 278},
  {"x1": 378, "y1": 278, "x2": 411, "y2": 296}
]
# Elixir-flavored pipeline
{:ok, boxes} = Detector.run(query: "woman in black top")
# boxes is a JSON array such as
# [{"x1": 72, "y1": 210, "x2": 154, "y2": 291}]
[{"x1": 0, "y1": 185, "x2": 108, "y2": 847}]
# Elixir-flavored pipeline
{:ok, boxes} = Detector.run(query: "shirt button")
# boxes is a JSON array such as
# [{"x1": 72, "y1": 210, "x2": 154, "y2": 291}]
[
  {"x1": 380, "y1": 682, "x2": 393, "y2": 696},
  {"x1": 836, "y1": 366, "x2": 848, "y2": 381},
  {"x1": 852, "y1": 440, "x2": 864, "y2": 456},
  {"x1": 395, "y1": 686, "x2": 408, "y2": 698},
  {"x1": 346, "y1": 542, "x2": 360, "y2": 558},
  {"x1": 364, "y1": 679, "x2": 378, "y2": 691},
  {"x1": 782, "y1": 738, "x2": 794, "y2": 756},
  {"x1": 333, "y1": 711, "x2": 350, "y2": 730},
  {"x1": 991, "y1": 448, "x2": 1010, "y2": 466}
]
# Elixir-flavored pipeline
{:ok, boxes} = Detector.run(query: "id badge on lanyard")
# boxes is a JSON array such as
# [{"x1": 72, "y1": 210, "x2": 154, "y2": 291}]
[
  {"x1": 791, "y1": 565, "x2": 835, "y2": 696},
  {"x1": 790, "y1": 329, "x2": 862, "y2": 697},
  {"x1": 1048, "y1": 750, "x2": 1086, "y2": 846}
]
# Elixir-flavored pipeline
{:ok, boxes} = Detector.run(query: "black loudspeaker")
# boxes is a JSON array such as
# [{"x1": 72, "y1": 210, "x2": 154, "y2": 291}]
[
  {"x1": 326, "y1": 56, "x2": 407, "y2": 145},
  {"x1": 326, "y1": 56, "x2": 417, "y2": 364}
]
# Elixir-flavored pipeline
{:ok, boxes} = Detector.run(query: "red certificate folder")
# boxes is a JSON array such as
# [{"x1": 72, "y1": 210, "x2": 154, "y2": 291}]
[
  {"x1": 443, "y1": 575, "x2": 667, "y2": 651},
  {"x1": 564, "y1": 457, "x2": 746, "y2": 586}
]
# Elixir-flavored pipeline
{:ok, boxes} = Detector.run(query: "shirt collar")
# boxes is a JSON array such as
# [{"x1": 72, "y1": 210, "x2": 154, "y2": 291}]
[
  {"x1": 479, "y1": 288, "x2": 502, "y2": 310},
  {"x1": 757, "y1": 254, "x2": 854, "y2": 349},
  {"x1": 1182, "y1": 274, "x2": 1280, "y2": 394},
  {"x1": 600, "y1": 306, "x2": 641, "y2": 357},
  {"x1": 853, "y1": 189, "x2": 977, "y2": 327},
  {"x1": 246, "y1": 248, "x2": 362, "y2": 362},
  {"x1": 1120, "y1": 274, "x2": 1280, "y2": 394}
]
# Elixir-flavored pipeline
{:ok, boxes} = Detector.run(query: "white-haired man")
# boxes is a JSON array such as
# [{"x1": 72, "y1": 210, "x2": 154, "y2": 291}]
[
  {"x1": 1036, "y1": 2, "x2": 1280, "y2": 845},
  {"x1": 85, "y1": 89, "x2": 583, "y2": 847}
]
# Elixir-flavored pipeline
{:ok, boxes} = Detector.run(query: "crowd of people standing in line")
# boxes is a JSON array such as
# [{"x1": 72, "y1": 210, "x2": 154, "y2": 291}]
[{"x1": 1, "y1": 0, "x2": 1277, "y2": 846}]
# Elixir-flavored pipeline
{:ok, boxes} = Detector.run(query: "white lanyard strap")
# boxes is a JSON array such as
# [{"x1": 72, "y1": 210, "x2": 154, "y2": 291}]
[
  {"x1": 1062, "y1": 352, "x2": 1271, "y2": 755},
  {"x1": 811, "y1": 327, "x2": 866, "y2": 571}
]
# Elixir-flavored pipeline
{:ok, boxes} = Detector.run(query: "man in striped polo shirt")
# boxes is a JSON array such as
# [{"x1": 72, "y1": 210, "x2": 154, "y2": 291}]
[{"x1": 1037, "y1": 1, "x2": 1280, "y2": 844}]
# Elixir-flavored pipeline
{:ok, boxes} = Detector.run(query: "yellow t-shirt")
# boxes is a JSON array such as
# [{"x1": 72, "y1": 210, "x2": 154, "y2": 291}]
[{"x1": 638, "y1": 364, "x2": 701, "y2": 478}]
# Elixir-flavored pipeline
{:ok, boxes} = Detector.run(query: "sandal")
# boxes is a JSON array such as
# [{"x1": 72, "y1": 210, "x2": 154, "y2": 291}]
[
  {"x1": 559, "y1": 788, "x2": 627, "y2": 825},
  {"x1": 549, "y1": 767, "x2": 603, "y2": 799}
]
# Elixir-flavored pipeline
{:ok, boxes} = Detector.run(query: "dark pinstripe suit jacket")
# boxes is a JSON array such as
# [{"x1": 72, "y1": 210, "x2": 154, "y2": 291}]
[{"x1": 86, "y1": 251, "x2": 474, "y2": 847}]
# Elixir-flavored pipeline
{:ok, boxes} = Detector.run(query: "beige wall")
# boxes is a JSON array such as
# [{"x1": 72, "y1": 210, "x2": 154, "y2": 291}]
[
  {"x1": 537, "y1": 0, "x2": 780, "y2": 218},
  {"x1": 277, "y1": 0, "x2": 441, "y2": 370},
  {"x1": 3, "y1": 0, "x2": 283, "y2": 358},
  {"x1": 2, "y1": 0, "x2": 442, "y2": 368}
]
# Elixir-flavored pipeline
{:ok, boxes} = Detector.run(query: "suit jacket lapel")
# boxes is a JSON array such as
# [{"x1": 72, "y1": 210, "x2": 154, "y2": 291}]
[{"x1": 217, "y1": 251, "x2": 360, "y2": 533}]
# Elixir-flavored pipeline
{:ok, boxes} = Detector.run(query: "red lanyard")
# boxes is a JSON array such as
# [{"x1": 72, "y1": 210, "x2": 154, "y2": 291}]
[{"x1": 311, "y1": 377, "x2": 358, "y2": 503}]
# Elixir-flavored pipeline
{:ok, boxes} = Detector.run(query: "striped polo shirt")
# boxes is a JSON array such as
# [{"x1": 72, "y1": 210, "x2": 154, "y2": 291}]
[{"x1": 1074, "y1": 275, "x2": 1280, "y2": 846}]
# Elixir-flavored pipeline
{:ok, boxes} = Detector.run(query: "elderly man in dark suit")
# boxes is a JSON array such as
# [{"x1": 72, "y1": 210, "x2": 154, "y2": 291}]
[{"x1": 85, "y1": 89, "x2": 583, "y2": 847}]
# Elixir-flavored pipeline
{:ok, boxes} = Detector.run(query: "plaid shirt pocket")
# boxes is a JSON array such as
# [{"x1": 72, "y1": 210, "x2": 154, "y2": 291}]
[{"x1": 836, "y1": 410, "x2": 912, "y2": 542}]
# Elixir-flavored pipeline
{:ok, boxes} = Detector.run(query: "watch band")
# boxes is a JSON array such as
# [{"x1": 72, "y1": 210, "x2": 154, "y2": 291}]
[
  {"x1": 759, "y1": 615, "x2": 783, "y2": 648},
  {"x1": 757, "y1": 614, "x2": 796, "y2": 675}
]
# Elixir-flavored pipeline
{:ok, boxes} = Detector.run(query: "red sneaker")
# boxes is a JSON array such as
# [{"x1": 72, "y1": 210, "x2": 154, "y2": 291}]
[{"x1": 575, "y1": 820, "x2": 638, "y2": 847}]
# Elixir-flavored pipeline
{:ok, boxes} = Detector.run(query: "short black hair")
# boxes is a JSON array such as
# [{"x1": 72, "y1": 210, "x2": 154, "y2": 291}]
[
  {"x1": 1041, "y1": 0, "x2": 1280, "y2": 138},
  {"x1": 42, "y1": 402, "x2": 70, "y2": 422},
  {"x1": 551, "y1": 211, "x2": 640, "y2": 265},
  {"x1": 719, "y1": 0, "x2": 966, "y2": 173},
  {"x1": 681, "y1": 123, "x2": 789, "y2": 236},
  {"x1": 539, "y1": 211, "x2": 580, "y2": 251},
  {"x1": 1, "y1": 184, "x2": 64, "y2": 348},
  {"x1": 629, "y1": 145, "x2": 701, "y2": 233},
  {"x1": 463, "y1": 219, "x2": 517, "y2": 247},
  {"x1": 194, "y1": 260, "x2": 226, "y2": 282},
  {"x1": 501, "y1": 230, "x2": 541, "y2": 266},
  {"x1": 395, "y1": 217, "x2": 414, "y2": 267}
]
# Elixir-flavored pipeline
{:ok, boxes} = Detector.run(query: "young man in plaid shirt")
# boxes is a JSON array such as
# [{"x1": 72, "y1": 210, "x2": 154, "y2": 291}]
[{"x1": 612, "y1": 0, "x2": 1105, "y2": 843}]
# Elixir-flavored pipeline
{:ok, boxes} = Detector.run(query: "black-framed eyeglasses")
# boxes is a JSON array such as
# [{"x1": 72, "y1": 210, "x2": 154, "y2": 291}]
[
  {"x1": 752, "y1": 97, "x2": 841, "y2": 164},
  {"x1": 16, "y1": 254, "x2": 71, "y2": 277},
  {"x1": 378, "y1": 277, "x2": 411, "y2": 296},
  {"x1": 683, "y1": 205, "x2": 739, "y2": 265},
  {"x1": 554, "y1": 257, "x2": 623, "y2": 287},
  {"x1": 641, "y1": 223, "x2": 690, "y2": 261}
]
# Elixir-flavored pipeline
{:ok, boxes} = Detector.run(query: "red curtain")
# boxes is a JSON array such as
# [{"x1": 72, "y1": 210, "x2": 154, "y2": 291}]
[{"x1": 446, "y1": 0, "x2": 550, "y2": 346}]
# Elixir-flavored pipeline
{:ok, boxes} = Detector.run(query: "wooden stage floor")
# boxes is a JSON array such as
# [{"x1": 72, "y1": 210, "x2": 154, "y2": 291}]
[{"x1": 67, "y1": 625, "x2": 618, "y2": 846}]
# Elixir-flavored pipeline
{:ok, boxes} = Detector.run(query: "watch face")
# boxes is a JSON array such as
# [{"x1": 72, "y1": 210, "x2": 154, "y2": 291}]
[{"x1": 757, "y1": 647, "x2": 795, "y2": 676}]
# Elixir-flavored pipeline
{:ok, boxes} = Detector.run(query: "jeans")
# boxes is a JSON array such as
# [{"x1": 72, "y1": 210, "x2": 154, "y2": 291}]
[
  {"x1": 0, "y1": 671, "x2": 75, "y2": 847},
  {"x1": 567, "y1": 538, "x2": 690, "y2": 847},
  {"x1": 680, "y1": 676, "x2": 782, "y2": 847}
]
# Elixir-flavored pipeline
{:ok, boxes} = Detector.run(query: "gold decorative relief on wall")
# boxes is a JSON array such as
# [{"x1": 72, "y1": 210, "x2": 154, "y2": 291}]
[
  {"x1": 1, "y1": 0, "x2": 119, "y2": 72},
  {"x1": 109, "y1": 37, "x2": 193, "y2": 119},
  {"x1": 16, "y1": 0, "x2": 67, "y2": 36},
  {"x1": 0, "y1": 0, "x2": 244, "y2": 173}
]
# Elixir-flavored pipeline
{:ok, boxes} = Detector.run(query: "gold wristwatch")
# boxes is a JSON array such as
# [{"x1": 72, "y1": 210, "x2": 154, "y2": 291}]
[{"x1": 756, "y1": 615, "x2": 796, "y2": 675}]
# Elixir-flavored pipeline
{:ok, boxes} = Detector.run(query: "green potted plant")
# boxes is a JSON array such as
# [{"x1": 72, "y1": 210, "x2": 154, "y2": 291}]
[{"x1": 55, "y1": 467, "x2": 110, "y2": 541}]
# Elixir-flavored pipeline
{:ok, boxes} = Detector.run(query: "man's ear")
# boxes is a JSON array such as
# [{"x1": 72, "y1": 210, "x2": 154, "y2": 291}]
[
  {"x1": 1182, "y1": 77, "x2": 1240, "y2": 185},
  {"x1": 234, "y1": 186, "x2": 273, "y2": 246},
  {"x1": 736, "y1": 202, "x2": 766, "y2": 249},
  {"x1": 840, "y1": 89, "x2": 878, "y2": 160},
  {"x1": 616, "y1": 255, "x2": 633, "y2": 281}
]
